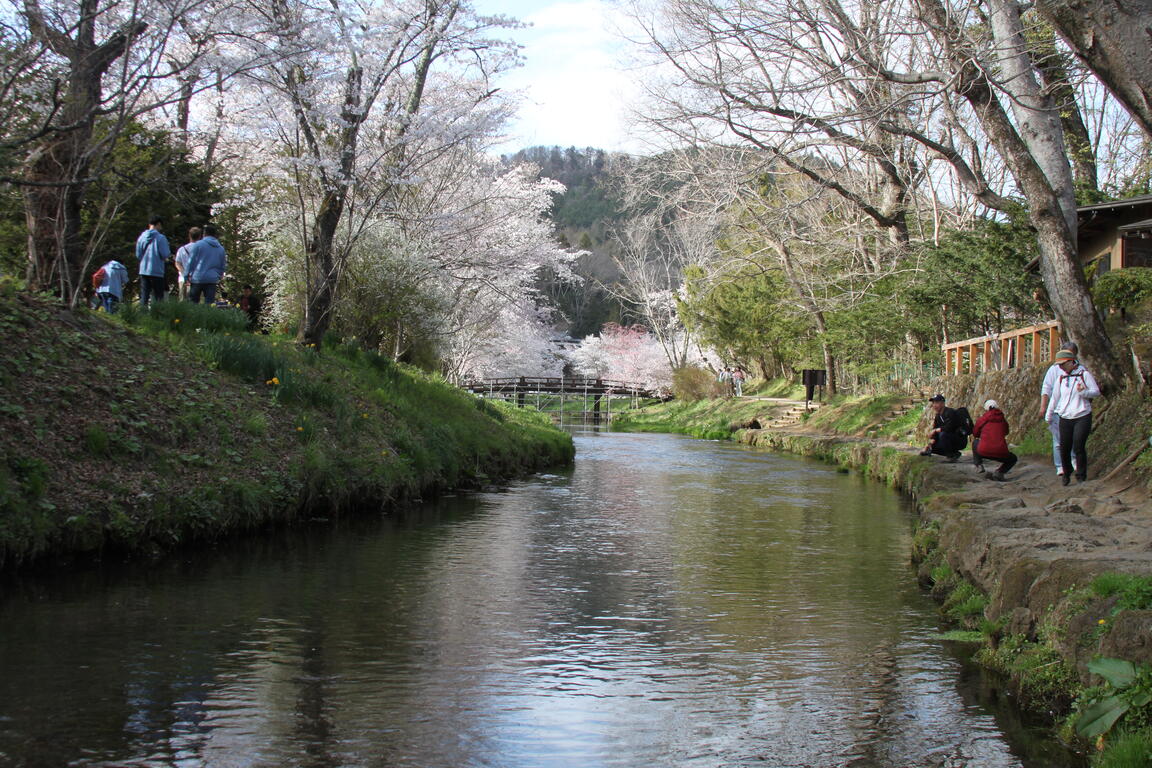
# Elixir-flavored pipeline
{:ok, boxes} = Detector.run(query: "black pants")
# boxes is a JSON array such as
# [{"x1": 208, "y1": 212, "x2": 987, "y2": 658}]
[
  {"x1": 973, "y1": 440, "x2": 1019, "y2": 474},
  {"x1": 1058, "y1": 413, "x2": 1092, "y2": 480},
  {"x1": 140, "y1": 275, "x2": 166, "y2": 306},
  {"x1": 188, "y1": 283, "x2": 217, "y2": 305},
  {"x1": 931, "y1": 432, "x2": 965, "y2": 456}
]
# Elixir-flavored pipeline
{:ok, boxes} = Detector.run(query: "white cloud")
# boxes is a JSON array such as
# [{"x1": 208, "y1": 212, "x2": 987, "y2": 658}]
[{"x1": 476, "y1": 0, "x2": 651, "y2": 154}]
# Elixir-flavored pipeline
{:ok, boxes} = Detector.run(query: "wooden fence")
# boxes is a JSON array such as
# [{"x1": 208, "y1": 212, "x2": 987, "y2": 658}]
[{"x1": 941, "y1": 321, "x2": 1062, "y2": 375}]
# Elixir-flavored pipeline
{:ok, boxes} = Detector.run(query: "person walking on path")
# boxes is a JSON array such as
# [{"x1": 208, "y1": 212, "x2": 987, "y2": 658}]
[
  {"x1": 185, "y1": 224, "x2": 227, "y2": 305},
  {"x1": 732, "y1": 367, "x2": 745, "y2": 397},
  {"x1": 972, "y1": 399, "x2": 1018, "y2": 481},
  {"x1": 920, "y1": 393, "x2": 965, "y2": 461},
  {"x1": 174, "y1": 226, "x2": 202, "y2": 301},
  {"x1": 718, "y1": 367, "x2": 733, "y2": 397},
  {"x1": 1040, "y1": 341, "x2": 1079, "y2": 476},
  {"x1": 1045, "y1": 349, "x2": 1100, "y2": 486},
  {"x1": 136, "y1": 216, "x2": 171, "y2": 306},
  {"x1": 92, "y1": 259, "x2": 129, "y2": 314}
]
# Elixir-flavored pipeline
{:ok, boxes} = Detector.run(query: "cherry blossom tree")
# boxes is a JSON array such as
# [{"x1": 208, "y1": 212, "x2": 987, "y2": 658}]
[{"x1": 569, "y1": 323, "x2": 679, "y2": 390}]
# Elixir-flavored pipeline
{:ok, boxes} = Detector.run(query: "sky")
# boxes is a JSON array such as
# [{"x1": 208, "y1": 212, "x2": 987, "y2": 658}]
[{"x1": 471, "y1": 0, "x2": 651, "y2": 154}]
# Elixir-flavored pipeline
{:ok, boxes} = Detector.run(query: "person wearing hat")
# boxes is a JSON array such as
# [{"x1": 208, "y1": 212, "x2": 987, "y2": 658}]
[
  {"x1": 919, "y1": 393, "x2": 965, "y2": 461},
  {"x1": 972, "y1": 399, "x2": 1017, "y2": 480},
  {"x1": 1040, "y1": 341, "x2": 1079, "y2": 476},
  {"x1": 1044, "y1": 349, "x2": 1100, "y2": 485}
]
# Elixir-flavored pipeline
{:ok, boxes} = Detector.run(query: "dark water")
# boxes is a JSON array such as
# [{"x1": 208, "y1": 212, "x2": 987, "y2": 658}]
[{"x1": 0, "y1": 432, "x2": 1081, "y2": 768}]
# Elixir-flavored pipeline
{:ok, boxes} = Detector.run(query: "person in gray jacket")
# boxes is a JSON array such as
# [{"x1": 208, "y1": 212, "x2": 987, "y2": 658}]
[{"x1": 185, "y1": 224, "x2": 227, "y2": 305}]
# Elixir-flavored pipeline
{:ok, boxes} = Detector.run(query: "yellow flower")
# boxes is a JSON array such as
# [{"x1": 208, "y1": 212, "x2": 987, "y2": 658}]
[
  {"x1": 362, "y1": 413, "x2": 369, "y2": 418},
  {"x1": 1098, "y1": 618, "x2": 1107, "y2": 625},
  {"x1": 296, "y1": 426, "x2": 304, "y2": 432},
  {"x1": 173, "y1": 318, "x2": 181, "y2": 324},
  {"x1": 272, "y1": 377, "x2": 280, "y2": 385}
]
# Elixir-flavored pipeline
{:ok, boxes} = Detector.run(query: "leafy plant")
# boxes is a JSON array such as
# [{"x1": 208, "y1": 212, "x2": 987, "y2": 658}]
[
  {"x1": 1076, "y1": 658, "x2": 1152, "y2": 739},
  {"x1": 1093, "y1": 268, "x2": 1152, "y2": 314}
]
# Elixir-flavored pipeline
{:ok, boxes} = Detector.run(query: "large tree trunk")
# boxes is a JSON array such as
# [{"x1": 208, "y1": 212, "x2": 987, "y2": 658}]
[
  {"x1": 915, "y1": 0, "x2": 1125, "y2": 389},
  {"x1": 21, "y1": 0, "x2": 144, "y2": 305},
  {"x1": 1034, "y1": 0, "x2": 1152, "y2": 139}
]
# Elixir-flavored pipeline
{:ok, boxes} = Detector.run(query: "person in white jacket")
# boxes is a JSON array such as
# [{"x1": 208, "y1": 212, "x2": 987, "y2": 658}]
[
  {"x1": 1045, "y1": 348, "x2": 1100, "y2": 485},
  {"x1": 1040, "y1": 341, "x2": 1077, "y2": 476}
]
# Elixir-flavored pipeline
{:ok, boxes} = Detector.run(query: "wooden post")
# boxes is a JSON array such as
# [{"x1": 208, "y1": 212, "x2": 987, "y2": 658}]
[
  {"x1": 968, "y1": 343, "x2": 977, "y2": 374},
  {"x1": 1032, "y1": 331, "x2": 1043, "y2": 367},
  {"x1": 1049, "y1": 326, "x2": 1060, "y2": 360},
  {"x1": 982, "y1": 341, "x2": 992, "y2": 372}
]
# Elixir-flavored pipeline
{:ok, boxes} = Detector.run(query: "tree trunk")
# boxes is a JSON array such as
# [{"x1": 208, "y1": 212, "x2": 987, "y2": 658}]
[
  {"x1": 1034, "y1": 0, "x2": 1152, "y2": 139},
  {"x1": 300, "y1": 191, "x2": 346, "y2": 346}
]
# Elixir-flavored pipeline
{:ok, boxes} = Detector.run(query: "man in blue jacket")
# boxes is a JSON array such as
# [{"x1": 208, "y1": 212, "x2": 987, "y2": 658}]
[
  {"x1": 136, "y1": 215, "x2": 171, "y2": 306},
  {"x1": 185, "y1": 223, "x2": 227, "y2": 305}
]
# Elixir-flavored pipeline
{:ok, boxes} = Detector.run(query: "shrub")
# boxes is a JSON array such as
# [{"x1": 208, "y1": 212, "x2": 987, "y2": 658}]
[
  {"x1": 1093, "y1": 268, "x2": 1152, "y2": 313},
  {"x1": 672, "y1": 365, "x2": 721, "y2": 400}
]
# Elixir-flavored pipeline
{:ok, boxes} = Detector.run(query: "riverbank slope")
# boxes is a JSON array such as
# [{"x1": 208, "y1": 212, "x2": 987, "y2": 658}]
[{"x1": 0, "y1": 291, "x2": 573, "y2": 569}]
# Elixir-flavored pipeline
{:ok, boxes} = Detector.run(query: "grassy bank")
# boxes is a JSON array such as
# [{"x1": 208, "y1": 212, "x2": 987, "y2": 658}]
[{"x1": 0, "y1": 290, "x2": 573, "y2": 569}]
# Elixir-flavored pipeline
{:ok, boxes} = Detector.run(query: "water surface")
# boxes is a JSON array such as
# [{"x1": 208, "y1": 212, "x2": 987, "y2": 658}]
[{"x1": 0, "y1": 432, "x2": 1079, "y2": 767}]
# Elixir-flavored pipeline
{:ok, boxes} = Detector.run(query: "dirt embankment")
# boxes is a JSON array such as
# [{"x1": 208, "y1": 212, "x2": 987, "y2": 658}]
[{"x1": 741, "y1": 366, "x2": 1152, "y2": 678}]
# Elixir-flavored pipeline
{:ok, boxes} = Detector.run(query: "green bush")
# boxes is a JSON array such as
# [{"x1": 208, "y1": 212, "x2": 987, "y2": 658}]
[
  {"x1": 672, "y1": 365, "x2": 720, "y2": 401},
  {"x1": 1093, "y1": 268, "x2": 1152, "y2": 313}
]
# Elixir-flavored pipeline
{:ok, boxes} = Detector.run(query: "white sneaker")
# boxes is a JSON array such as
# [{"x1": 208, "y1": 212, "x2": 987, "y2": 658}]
[{"x1": 1055, "y1": 468, "x2": 1064, "y2": 476}]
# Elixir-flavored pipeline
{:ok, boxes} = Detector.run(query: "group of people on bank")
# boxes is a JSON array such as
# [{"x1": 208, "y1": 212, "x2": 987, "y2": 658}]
[
  {"x1": 90, "y1": 216, "x2": 261, "y2": 326},
  {"x1": 717, "y1": 366, "x2": 746, "y2": 397},
  {"x1": 920, "y1": 343, "x2": 1100, "y2": 486}
]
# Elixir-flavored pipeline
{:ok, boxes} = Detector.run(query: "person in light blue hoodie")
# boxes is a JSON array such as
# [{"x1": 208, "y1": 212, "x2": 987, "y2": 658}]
[
  {"x1": 185, "y1": 223, "x2": 227, "y2": 305},
  {"x1": 136, "y1": 215, "x2": 171, "y2": 306},
  {"x1": 92, "y1": 259, "x2": 129, "y2": 313}
]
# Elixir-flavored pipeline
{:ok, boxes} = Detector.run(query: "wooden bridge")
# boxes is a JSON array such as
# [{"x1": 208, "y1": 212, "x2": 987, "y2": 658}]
[{"x1": 462, "y1": 377, "x2": 665, "y2": 424}]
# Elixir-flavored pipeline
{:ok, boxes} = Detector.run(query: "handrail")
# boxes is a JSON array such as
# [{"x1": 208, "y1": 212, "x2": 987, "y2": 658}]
[{"x1": 941, "y1": 320, "x2": 1061, "y2": 374}]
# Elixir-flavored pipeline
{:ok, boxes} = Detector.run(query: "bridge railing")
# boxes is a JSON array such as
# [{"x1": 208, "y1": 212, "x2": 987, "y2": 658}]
[{"x1": 459, "y1": 376, "x2": 665, "y2": 423}]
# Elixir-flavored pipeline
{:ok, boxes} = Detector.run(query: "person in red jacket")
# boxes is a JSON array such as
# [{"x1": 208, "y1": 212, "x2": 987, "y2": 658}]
[{"x1": 972, "y1": 399, "x2": 1018, "y2": 481}]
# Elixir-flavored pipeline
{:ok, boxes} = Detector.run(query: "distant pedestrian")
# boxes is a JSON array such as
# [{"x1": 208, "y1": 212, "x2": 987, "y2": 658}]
[
  {"x1": 1040, "y1": 341, "x2": 1079, "y2": 477},
  {"x1": 185, "y1": 224, "x2": 227, "y2": 305},
  {"x1": 972, "y1": 399, "x2": 1018, "y2": 481},
  {"x1": 732, "y1": 367, "x2": 745, "y2": 397},
  {"x1": 136, "y1": 215, "x2": 171, "y2": 307},
  {"x1": 919, "y1": 393, "x2": 966, "y2": 461},
  {"x1": 1045, "y1": 349, "x2": 1100, "y2": 486},
  {"x1": 718, "y1": 366, "x2": 733, "y2": 396},
  {"x1": 92, "y1": 259, "x2": 129, "y2": 314},
  {"x1": 174, "y1": 226, "x2": 202, "y2": 301}
]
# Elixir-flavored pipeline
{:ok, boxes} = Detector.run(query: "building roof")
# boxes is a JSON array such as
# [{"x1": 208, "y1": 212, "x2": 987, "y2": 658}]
[
  {"x1": 1118, "y1": 217, "x2": 1152, "y2": 233},
  {"x1": 1077, "y1": 194, "x2": 1152, "y2": 213}
]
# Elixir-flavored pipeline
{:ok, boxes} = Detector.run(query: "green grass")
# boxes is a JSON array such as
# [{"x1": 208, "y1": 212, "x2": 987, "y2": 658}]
[
  {"x1": 1091, "y1": 573, "x2": 1152, "y2": 611},
  {"x1": 1094, "y1": 728, "x2": 1152, "y2": 768},
  {"x1": 976, "y1": 634, "x2": 1082, "y2": 712},
  {"x1": 611, "y1": 396, "x2": 780, "y2": 439}
]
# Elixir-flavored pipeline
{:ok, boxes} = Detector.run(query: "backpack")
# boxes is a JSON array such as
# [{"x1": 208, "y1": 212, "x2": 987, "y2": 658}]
[{"x1": 954, "y1": 406, "x2": 974, "y2": 437}]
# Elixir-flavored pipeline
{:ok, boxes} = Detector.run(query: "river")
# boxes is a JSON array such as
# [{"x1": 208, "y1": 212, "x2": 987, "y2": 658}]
[{"x1": 0, "y1": 431, "x2": 1082, "y2": 767}]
